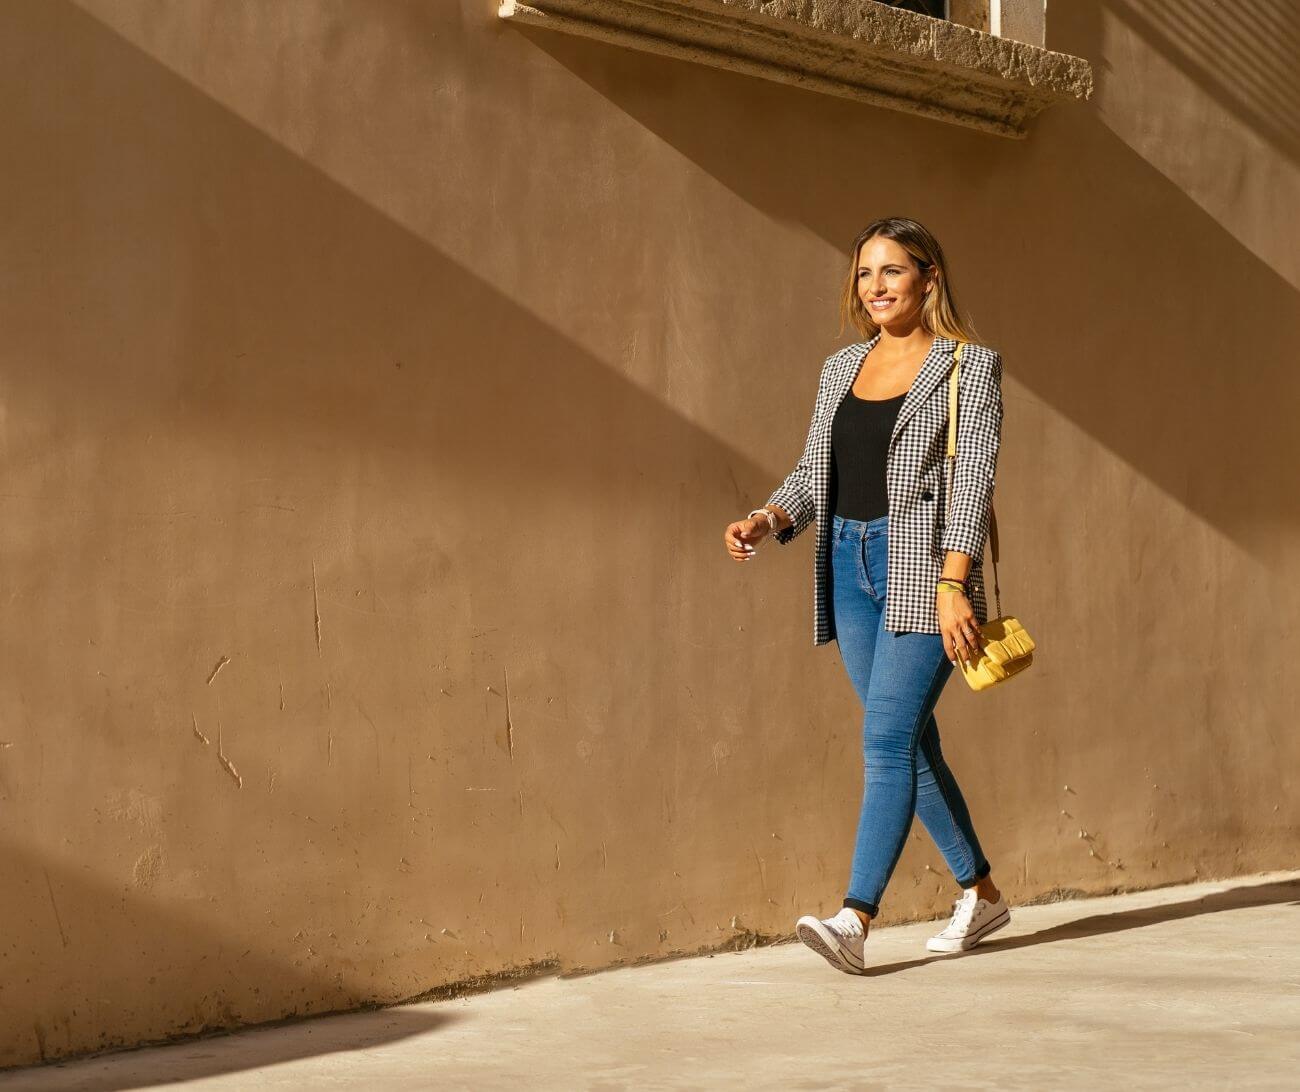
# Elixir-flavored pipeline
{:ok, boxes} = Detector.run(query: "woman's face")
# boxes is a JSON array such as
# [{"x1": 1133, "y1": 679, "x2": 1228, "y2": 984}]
[{"x1": 856, "y1": 236, "x2": 933, "y2": 332}]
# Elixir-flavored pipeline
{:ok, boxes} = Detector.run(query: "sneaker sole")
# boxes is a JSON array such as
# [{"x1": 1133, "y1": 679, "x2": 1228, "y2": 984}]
[
  {"x1": 925, "y1": 907, "x2": 1011, "y2": 954},
  {"x1": 795, "y1": 917, "x2": 867, "y2": 975}
]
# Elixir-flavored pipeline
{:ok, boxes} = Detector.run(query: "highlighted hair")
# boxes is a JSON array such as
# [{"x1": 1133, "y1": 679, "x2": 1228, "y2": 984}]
[{"x1": 838, "y1": 216, "x2": 983, "y2": 344}]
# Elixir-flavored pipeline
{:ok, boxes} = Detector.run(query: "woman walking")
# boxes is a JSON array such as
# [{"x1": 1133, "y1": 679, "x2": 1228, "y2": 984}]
[{"x1": 722, "y1": 217, "x2": 1009, "y2": 975}]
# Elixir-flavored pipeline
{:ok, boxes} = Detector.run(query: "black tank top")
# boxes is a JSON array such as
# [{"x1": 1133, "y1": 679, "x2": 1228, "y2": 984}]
[{"x1": 829, "y1": 388, "x2": 907, "y2": 521}]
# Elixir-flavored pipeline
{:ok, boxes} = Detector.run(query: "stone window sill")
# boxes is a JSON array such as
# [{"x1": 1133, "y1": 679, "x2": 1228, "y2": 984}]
[{"x1": 498, "y1": 0, "x2": 1093, "y2": 139}]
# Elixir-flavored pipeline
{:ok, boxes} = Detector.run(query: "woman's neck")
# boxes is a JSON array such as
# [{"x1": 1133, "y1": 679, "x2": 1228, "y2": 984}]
[{"x1": 873, "y1": 326, "x2": 935, "y2": 359}]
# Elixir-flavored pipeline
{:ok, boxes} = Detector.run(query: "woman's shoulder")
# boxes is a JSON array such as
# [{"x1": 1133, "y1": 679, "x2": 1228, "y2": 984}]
[
  {"x1": 809, "y1": 342, "x2": 868, "y2": 387},
  {"x1": 953, "y1": 339, "x2": 1004, "y2": 379},
  {"x1": 820, "y1": 340, "x2": 872, "y2": 372},
  {"x1": 815, "y1": 337, "x2": 1002, "y2": 376},
  {"x1": 955, "y1": 338, "x2": 1002, "y2": 363}
]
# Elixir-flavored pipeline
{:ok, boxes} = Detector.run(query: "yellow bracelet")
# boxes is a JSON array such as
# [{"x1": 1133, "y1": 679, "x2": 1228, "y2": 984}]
[{"x1": 936, "y1": 582, "x2": 966, "y2": 595}]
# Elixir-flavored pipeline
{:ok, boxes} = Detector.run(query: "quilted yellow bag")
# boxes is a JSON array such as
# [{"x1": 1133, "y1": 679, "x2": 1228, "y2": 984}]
[{"x1": 947, "y1": 343, "x2": 1035, "y2": 691}]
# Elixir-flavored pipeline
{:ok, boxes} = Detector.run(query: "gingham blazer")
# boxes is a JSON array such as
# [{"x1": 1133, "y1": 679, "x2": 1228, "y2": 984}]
[{"x1": 764, "y1": 334, "x2": 1004, "y2": 646}]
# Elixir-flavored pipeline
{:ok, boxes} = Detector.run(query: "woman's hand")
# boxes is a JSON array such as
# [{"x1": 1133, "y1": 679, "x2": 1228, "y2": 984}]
[
  {"x1": 723, "y1": 516, "x2": 770, "y2": 562},
  {"x1": 937, "y1": 587, "x2": 985, "y2": 667}
]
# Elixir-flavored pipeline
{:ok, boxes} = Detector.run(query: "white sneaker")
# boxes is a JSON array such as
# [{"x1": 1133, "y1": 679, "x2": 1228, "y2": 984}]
[
  {"x1": 926, "y1": 889, "x2": 1011, "y2": 953},
  {"x1": 795, "y1": 906, "x2": 867, "y2": 975}
]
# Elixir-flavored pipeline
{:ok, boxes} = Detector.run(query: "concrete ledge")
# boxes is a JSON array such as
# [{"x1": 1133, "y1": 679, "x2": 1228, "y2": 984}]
[{"x1": 497, "y1": 0, "x2": 1093, "y2": 138}]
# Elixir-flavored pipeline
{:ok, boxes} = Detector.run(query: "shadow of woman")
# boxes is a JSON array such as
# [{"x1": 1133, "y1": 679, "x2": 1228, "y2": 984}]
[{"x1": 855, "y1": 876, "x2": 1300, "y2": 977}]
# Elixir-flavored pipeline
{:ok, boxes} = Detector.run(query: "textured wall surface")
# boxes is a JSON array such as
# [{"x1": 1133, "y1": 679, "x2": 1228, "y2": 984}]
[{"x1": 1, "y1": 0, "x2": 1297, "y2": 1068}]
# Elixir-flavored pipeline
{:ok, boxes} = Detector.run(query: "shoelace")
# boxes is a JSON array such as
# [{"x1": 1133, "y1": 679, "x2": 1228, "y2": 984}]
[
  {"x1": 947, "y1": 894, "x2": 978, "y2": 932},
  {"x1": 827, "y1": 910, "x2": 864, "y2": 939}
]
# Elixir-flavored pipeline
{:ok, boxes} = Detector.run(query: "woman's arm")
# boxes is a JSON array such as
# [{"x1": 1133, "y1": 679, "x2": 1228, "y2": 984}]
[
  {"x1": 763, "y1": 361, "x2": 832, "y2": 546},
  {"x1": 940, "y1": 346, "x2": 1003, "y2": 562}
]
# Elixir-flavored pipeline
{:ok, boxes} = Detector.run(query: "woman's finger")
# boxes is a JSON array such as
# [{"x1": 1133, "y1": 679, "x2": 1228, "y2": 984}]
[{"x1": 952, "y1": 625, "x2": 972, "y2": 664}]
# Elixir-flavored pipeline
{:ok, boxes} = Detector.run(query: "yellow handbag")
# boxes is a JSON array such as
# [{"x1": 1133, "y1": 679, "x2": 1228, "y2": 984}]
[{"x1": 946, "y1": 343, "x2": 1035, "y2": 691}]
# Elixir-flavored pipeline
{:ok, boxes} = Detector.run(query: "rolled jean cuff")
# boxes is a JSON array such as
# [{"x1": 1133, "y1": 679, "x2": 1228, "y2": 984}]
[
  {"x1": 955, "y1": 859, "x2": 992, "y2": 889},
  {"x1": 842, "y1": 896, "x2": 878, "y2": 918}
]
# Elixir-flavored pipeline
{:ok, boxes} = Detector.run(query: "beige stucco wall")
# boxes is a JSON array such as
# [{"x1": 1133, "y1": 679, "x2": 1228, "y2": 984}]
[{"x1": 1, "y1": 0, "x2": 1296, "y2": 1068}]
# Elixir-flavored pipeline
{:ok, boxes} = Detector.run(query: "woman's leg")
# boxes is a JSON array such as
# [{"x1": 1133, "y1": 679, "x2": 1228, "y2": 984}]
[
  {"x1": 829, "y1": 518, "x2": 885, "y2": 711},
  {"x1": 841, "y1": 625, "x2": 954, "y2": 918},
  {"x1": 832, "y1": 516, "x2": 960, "y2": 920},
  {"x1": 827, "y1": 516, "x2": 886, "y2": 926},
  {"x1": 826, "y1": 517, "x2": 998, "y2": 915},
  {"x1": 914, "y1": 715, "x2": 993, "y2": 891}
]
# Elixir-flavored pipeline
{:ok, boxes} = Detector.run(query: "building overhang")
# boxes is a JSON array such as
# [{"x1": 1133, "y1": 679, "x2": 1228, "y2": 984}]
[{"x1": 498, "y1": 0, "x2": 1093, "y2": 139}]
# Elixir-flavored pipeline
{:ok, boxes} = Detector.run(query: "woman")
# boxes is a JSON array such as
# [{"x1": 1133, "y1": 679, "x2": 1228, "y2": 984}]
[{"x1": 722, "y1": 217, "x2": 1009, "y2": 975}]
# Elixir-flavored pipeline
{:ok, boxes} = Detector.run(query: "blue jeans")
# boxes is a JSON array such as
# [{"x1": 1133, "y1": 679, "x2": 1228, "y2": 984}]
[{"x1": 830, "y1": 512, "x2": 991, "y2": 918}]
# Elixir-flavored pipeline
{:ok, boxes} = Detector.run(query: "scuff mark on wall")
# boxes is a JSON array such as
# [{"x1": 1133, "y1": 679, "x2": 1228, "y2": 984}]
[
  {"x1": 218, "y1": 751, "x2": 243, "y2": 787},
  {"x1": 106, "y1": 788, "x2": 162, "y2": 831},
  {"x1": 206, "y1": 656, "x2": 231, "y2": 685},
  {"x1": 357, "y1": 700, "x2": 381, "y2": 775},
  {"x1": 191, "y1": 715, "x2": 210, "y2": 746},
  {"x1": 503, "y1": 667, "x2": 514, "y2": 760},
  {"x1": 42, "y1": 868, "x2": 68, "y2": 948},
  {"x1": 216, "y1": 727, "x2": 243, "y2": 788},
  {"x1": 132, "y1": 845, "x2": 164, "y2": 889},
  {"x1": 311, "y1": 559, "x2": 323, "y2": 657},
  {"x1": 545, "y1": 805, "x2": 568, "y2": 838}
]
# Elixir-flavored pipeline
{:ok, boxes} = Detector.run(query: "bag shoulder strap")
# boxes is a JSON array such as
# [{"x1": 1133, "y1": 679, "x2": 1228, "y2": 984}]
[{"x1": 947, "y1": 342, "x2": 1003, "y2": 615}]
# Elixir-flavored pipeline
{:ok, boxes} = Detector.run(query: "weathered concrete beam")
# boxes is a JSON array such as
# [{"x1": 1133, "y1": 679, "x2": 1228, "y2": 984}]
[{"x1": 498, "y1": 0, "x2": 1092, "y2": 139}]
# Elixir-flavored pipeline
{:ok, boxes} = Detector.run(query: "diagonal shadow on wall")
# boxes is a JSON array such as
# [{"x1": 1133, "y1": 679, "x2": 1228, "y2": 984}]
[
  {"x1": 0, "y1": 839, "x2": 458, "y2": 1084},
  {"x1": 503, "y1": 5, "x2": 1300, "y2": 565}
]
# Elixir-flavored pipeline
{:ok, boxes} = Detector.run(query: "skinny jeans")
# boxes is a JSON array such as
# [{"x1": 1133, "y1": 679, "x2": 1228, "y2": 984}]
[{"x1": 830, "y1": 512, "x2": 991, "y2": 918}]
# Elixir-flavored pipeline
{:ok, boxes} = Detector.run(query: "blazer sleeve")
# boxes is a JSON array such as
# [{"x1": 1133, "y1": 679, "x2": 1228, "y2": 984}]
[
  {"x1": 764, "y1": 357, "x2": 832, "y2": 546},
  {"x1": 940, "y1": 346, "x2": 1004, "y2": 560}
]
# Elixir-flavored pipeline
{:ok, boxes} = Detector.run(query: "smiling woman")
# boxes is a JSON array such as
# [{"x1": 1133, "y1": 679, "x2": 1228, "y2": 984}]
[
  {"x1": 722, "y1": 215, "x2": 1010, "y2": 974},
  {"x1": 838, "y1": 219, "x2": 980, "y2": 351}
]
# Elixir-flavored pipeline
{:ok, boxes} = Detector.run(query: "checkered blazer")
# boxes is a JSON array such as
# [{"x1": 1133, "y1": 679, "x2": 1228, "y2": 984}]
[{"x1": 764, "y1": 334, "x2": 1003, "y2": 646}]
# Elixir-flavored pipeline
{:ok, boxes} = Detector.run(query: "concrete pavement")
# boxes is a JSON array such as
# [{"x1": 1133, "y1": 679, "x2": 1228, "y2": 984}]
[{"x1": 6, "y1": 870, "x2": 1298, "y2": 1090}]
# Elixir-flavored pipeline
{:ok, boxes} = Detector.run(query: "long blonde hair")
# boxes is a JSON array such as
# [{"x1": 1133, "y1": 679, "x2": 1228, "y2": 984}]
[{"x1": 838, "y1": 217, "x2": 982, "y2": 344}]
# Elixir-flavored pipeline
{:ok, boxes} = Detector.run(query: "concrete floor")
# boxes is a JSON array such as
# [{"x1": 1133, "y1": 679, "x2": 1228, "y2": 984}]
[{"x1": 6, "y1": 870, "x2": 1299, "y2": 1091}]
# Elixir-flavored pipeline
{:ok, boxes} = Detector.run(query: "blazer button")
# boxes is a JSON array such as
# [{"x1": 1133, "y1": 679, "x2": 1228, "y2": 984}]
[{"x1": 921, "y1": 489, "x2": 934, "y2": 501}]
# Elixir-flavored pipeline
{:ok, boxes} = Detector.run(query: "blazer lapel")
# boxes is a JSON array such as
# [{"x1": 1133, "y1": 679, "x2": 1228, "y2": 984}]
[
  {"x1": 890, "y1": 335, "x2": 958, "y2": 448},
  {"x1": 824, "y1": 334, "x2": 881, "y2": 420}
]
